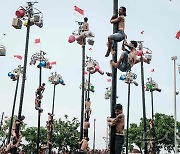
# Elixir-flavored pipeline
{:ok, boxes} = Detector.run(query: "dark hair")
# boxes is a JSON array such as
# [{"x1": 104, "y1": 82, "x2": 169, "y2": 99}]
[
  {"x1": 120, "y1": 6, "x2": 126, "y2": 16},
  {"x1": 87, "y1": 98, "x2": 90, "y2": 101},
  {"x1": 86, "y1": 137, "x2": 89, "y2": 141},
  {"x1": 84, "y1": 17, "x2": 88, "y2": 22},
  {"x1": 20, "y1": 115, "x2": 25, "y2": 120},
  {"x1": 114, "y1": 104, "x2": 122, "y2": 110},
  {"x1": 42, "y1": 83, "x2": 45, "y2": 86},
  {"x1": 130, "y1": 40, "x2": 137, "y2": 48}
]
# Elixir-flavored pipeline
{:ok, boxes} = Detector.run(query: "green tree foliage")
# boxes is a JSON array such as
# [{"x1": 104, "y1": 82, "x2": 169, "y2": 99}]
[
  {"x1": 53, "y1": 114, "x2": 80, "y2": 153},
  {"x1": 127, "y1": 113, "x2": 180, "y2": 153},
  {"x1": 22, "y1": 126, "x2": 47, "y2": 153}
]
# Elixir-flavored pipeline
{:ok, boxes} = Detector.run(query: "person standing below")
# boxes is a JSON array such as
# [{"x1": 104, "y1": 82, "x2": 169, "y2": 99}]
[
  {"x1": 105, "y1": 6, "x2": 126, "y2": 57},
  {"x1": 107, "y1": 104, "x2": 124, "y2": 154}
]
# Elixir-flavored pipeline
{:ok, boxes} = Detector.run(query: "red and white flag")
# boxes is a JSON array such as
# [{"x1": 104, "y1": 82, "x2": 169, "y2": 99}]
[
  {"x1": 50, "y1": 61, "x2": 56, "y2": 65},
  {"x1": 175, "y1": 31, "x2": 180, "y2": 39},
  {"x1": 74, "y1": 6, "x2": 84, "y2": 16},
  {"x1": 84, "y1": 71, "x2": 88, "y2": 75},
  {"x1": 35, "y1": 38, "x2": 40, "y2": 44},
  {"x1": 107, "y1": 79, "x2": 111, "y2": 82},
  {"x1": 13, "y1": 55, "x2": 22, "y2": 60},
  {"x1": 151, "y1": 69, "x2": 155, "y2": 72}
]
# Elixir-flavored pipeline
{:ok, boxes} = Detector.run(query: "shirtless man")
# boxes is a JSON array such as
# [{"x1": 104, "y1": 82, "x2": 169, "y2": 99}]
[
  {"x1": 84, "y1": 119, "x2": 90, "y2": 137},
  {"x1": 85, "y1": 98, "x2": 92, "y2": 118},
  {"x1": 105, "y1": 6, "x2": 126, "y2": 57},
  {"x1": 76, "y1": 17, "x2": 94, "y2": 45},
  {"x1": 107, "y1": 104, "x2": 124, "y2": 154},
  {"x1": 11, "y1": 115, "x2": 25, "y2": 139},
  {"x1": 35, "y1": 83, "x2": 45, "y2": 112},
  {"x1": 110, "y1": 40, "x2": 150, "y2": 72},
  {"x1": 79, "y1": 137, "x2": 89, "y2": 153}
]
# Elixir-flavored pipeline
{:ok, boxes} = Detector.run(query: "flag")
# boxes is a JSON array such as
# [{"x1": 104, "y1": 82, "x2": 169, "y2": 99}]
[
  {"x1": 146, "y1": 50, "x2": 149, "y2": 54},
  {"x1": 13, "y1": 55, "x2": 22, "y2": 60},
  {"x1": 84, "y1": 71, "x2": 88, "y2": 75},
  {"x1": 151, "y1": 69, "x2": 155, "y2": 72},
  {"x1": 175, "y1": 31, "x2": 180, "y2": 39},
  {"x1": 74, "y1": 6, "x2": 84, "y2": 15},
  {"x1": 140, "y1": 30, "x2": 144, "y2": 35},
  {"x1": 35, "y1": 38, "x2": 40, "y2": 44},
  {"x1": 107, "y1": 79, "x2": 111, "y2": 82},
  {"x1": 50, "y1": 61, "x2": 56, "y2": 65}
]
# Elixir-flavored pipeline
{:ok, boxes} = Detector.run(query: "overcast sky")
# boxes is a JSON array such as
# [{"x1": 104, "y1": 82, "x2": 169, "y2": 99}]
[{"x1": 0, "y1": 0, "x2": 180, "y2": 152}]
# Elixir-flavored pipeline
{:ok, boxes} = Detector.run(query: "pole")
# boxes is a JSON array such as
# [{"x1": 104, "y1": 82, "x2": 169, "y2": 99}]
[
  {"x1": 171, "y1": 56, "x2": 177, "y2": 154},
  {"x1": 14, "y1": 13, "x2": 31, "y2": 154},
  {"x1": 150, "y1": 90, "x2": 156, "y2": 154},
  {"x1": 36, "y1": 52, "x2": 42, "y2": 154},
  {"x1": 93, "y1": 119, "x2": 96, "y2": 153},
  {"x1": 87, "y1": 69, "x2": 91, "y2": 99},
  {"x1": 151, "y1": 91, "x2": 154, "y2": 120},
  {"x1": 49, "y1": 84, "x2": 56, "y2": 153},
  {"x1": 80, "y1": 39, "x2": 86, "y2": 141},
  {"x1": 140, "y1": 56, "x2": 148, "y2": 154},
  {"x1": 110, "y1": 0, "x2": 118, "y2": 153},
  {"x1": 7, "y1": 76, "x2": 20, "y2": 144},
  {"x1": 0, "y1": 112, "x2": 4, "y2": 130},
  {"x1": 126, "y1": 83, "x2": 130, "y2": 154}
]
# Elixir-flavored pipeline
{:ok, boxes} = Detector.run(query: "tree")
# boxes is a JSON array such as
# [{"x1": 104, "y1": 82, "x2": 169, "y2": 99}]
[
  {"x1": 22, "y1": 126, "x2": 47, "y2": 153},
  {"x1": 127, "y1": 113, "x2": 180, "y2": 153},
  {"x1": 53, "y1": 114, "x2": 80, "y2": 153},
  {"x1": 21, "y1": 114, "x2": 80, "y2": 153}
]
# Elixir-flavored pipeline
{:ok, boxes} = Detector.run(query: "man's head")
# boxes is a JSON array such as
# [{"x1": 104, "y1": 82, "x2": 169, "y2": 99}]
[
  {"x1": 42, "y1": 83, "x2": 45, "y2": 86},
  {"x1": 85, "y1": 137, "x2": 89, "y2": 141},
  {"x1": 114, "y1": 104, "x2": 123, "y2": 115},
  {"x1": 119, "y1": 6, "x2": 126, "y2": 16},
  {"x1": 84, "y1": 17, "x2": 88, "y2": 22},
  {"x1": 130, "y1": 40, "x2": 138, "y2": 48}
]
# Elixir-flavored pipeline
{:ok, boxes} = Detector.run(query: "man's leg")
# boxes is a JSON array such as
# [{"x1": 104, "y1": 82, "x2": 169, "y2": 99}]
[
  {"x1": 105, "y1": 36, "x2": 113, "y2": 57},
  {"x1": 115, "y1": 135, "x2": 124, "y2": 154}
]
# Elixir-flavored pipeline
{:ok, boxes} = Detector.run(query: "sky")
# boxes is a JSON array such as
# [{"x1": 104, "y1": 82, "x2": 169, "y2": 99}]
[{"x1": 0, "y1": 0, "x2": 180, "y2": 152}]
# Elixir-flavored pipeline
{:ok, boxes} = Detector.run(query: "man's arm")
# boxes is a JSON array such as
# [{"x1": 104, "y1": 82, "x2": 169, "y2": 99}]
[
  {"x1": 110, "y1": 16, "x2": 122, "y2": 24},
  {"x1": 122, "y1": 41, "x2": 131, "y2": 53}
]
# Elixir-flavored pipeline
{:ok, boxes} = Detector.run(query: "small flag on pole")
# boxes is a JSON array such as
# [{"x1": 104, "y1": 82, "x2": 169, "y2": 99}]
[
  {"x1": 151, "y1": 69, "x2": 155, "y2": 72},
  {"x1": 35, "y1": 38, "x2": 40, "y2": 44},
  {"x1": 13, "y1": 55, "x2": 22, "y2": 60},
  {"x1": 107, "y1": 79, "x2": 111, "y2": 82},
  {"x1": 74, "y1": 6, "x2": 84, "y2": 15},
  {"x1": 84, "y1": 71, "x2": 88, "y2": 75},
  {"x1": 175, "y1": 31, "x2": 180, "y2": 39},
  {"x1": 50, "y1": 61, "x2": 56, "y2": 65}
]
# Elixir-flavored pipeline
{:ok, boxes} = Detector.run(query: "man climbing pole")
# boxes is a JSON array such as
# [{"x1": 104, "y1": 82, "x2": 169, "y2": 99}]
[
  {"x1": 5, "y1": 115, "x2": 25, "y2": 153},
  {"x1": 75, "y1": 17, "x2": 94, "y2": 45},
  {"x1": 110, "y1": 40, "x2": 151, "y2": 72},
  {"x1": 107, "y1": 104, "x2": 124, "y2": 154},
  {"x1": 105, "y1": 6, "x2": 126, "y2": 57},
  {"x1": 35, "y1": 83, "x2": 45, "y2": 112}
]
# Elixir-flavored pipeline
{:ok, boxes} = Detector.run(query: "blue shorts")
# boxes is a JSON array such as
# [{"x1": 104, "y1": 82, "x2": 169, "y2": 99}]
[
  {"x1": 110, "y1": 30, "x2": 125, "y2": 42},
  {"x1": 118, "y1": 51, "x2": 131, "y2": 72}
]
